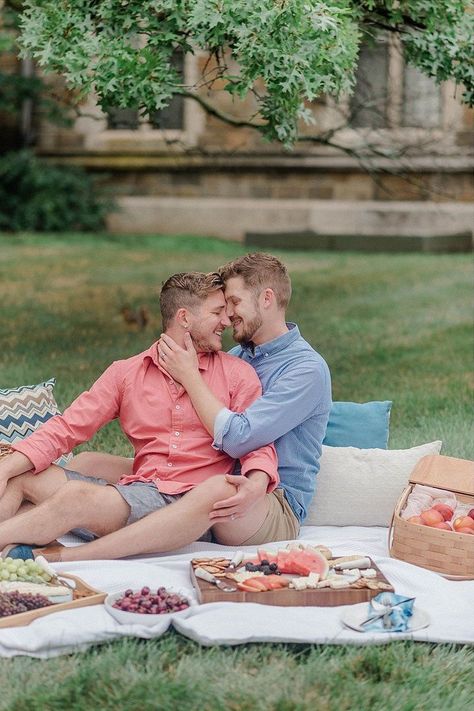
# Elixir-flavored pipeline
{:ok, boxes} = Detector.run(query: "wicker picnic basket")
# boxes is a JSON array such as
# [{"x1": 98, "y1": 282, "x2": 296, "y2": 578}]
[{"x1": 389, "y1": 454, "x2": 474, "y2": 579}]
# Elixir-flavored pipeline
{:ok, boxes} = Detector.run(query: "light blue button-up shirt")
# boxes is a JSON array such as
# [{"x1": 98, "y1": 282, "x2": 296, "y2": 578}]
[{"x1": 213, "y1": 323, "x2": 332, "y2": 523}]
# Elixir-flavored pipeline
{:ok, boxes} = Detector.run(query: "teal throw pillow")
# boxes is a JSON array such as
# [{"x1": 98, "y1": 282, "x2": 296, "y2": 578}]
[{"x1": 323, "y1": 400, "x2": 392, "y2": 449}]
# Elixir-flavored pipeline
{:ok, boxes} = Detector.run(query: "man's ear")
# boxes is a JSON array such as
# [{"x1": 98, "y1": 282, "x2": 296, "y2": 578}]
[
  {"x1": 261, "y1": 288, "x2": 275, "y2": 309},
  {"x1": 175, "y1": 307, "x2": 191, "y2": 329}
]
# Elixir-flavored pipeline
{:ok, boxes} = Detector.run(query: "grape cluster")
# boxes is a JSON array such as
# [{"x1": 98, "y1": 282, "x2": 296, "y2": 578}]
[
  {"x1": 245, "y1": 560, "x2": 280, "y2": 575},
  {"x1": 113, "y1": 587, "x2": 190, "y2": 615},
  {"x1": 0, "y1": 591, "x2": 52, "y2": 617},
  {"x1": 0, "y1": 558, "x2": 52, "y2": 584}
]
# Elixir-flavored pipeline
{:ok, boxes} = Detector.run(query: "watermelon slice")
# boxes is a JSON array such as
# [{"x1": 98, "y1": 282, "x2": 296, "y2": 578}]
[
  {"x1": 276, "y1": 550, "x2": 292, "y2": 573},
  {"x1": 290, "y1": 550, "x2": 329, "y2": 579}
]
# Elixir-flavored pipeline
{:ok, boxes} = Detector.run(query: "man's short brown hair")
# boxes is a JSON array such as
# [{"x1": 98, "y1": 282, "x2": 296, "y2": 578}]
[
  {"x1": 159, "y1": 271, "x2": 223, "y2": 329},
  {"x1": 218, "y1": 253, "x2": 291, "y2": 309}
]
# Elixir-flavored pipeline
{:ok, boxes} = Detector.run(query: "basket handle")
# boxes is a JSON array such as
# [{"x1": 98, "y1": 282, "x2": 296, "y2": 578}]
[{"x1": 388, "y1": 510, "x2": 396, "y2": 556}]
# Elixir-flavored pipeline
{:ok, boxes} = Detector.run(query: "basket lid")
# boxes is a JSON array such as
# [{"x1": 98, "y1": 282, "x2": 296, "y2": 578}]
[{"x1": 409, "y1": 454, "x2": 474, "y2": 496}]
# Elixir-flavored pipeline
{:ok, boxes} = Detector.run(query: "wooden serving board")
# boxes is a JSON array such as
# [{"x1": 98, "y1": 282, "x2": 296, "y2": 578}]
[
  {"x1": 0, "y1": 573, "x2": 106, "y2": 628},
  {"x1": 191, "y1": 560, "x2": 394, "y2": 607}
]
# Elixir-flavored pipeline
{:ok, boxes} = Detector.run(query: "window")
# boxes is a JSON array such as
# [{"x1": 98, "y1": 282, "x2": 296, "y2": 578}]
[
  {"x1": 349, "y1": 37, "x2": 442, "y2": 130},
  {"x1": 106, "y1": 51, "x2": 185, "y2": 132},
  {"x1": 350, "y1": 41, "x2": 389, "y2": 129},
  {"x1": 402, "y1": 64, "x2": 441, "y2": 128}
]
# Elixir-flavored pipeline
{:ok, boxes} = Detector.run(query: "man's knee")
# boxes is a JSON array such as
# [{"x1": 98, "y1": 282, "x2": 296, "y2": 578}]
[
  {"x1": 6, "y1": 471, "x2": 32, "y2": 495},
  {"x1": 67, "y1": 451, "x2": 92, "y2": 469},
  {"x1": 192, "y1": 475, "x2": 236, "y2": 505},
  {"x1": 20, "y1": 465, "x2": 67, "y2": 504}
]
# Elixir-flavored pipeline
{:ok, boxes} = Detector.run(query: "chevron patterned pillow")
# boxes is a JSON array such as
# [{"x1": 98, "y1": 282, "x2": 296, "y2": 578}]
[{"x1": 0, "y1": 378, "x2": 71, "y2": 468}]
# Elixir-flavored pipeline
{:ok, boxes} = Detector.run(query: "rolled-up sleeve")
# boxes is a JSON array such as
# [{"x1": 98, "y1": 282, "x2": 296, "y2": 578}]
[
  {"x1": 214, "y1": 361, "x2": 330, "y2": 460},
  {"x1": 12, "y1": 362, "x2": 123, "y2": 473}
]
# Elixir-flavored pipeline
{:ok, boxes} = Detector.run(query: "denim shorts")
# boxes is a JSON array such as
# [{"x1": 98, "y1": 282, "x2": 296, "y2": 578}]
[{"x1": 63, "y1": 469, "x2": 213, "y2": 543}]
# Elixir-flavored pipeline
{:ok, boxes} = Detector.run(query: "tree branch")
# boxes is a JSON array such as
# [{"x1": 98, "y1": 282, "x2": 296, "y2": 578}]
[{"x1": 181, "y1": 90, "x2": 264, "y2": 130}]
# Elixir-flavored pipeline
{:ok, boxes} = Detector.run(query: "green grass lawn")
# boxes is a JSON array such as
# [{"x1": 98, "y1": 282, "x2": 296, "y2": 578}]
[{"x1": 0, "y1": 232, "x2": 473, "y2": 710}]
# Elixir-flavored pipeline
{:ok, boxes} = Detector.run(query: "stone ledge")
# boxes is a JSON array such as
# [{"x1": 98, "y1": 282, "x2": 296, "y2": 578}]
[
  {"x1": 245, "y1": 231, "x2": 472, "y2": 253},
  {"x1": 40, "y1": 151, "x2": 474, "y2": 173},
  {"x1": 107, "y1": 197, "x2": 474, "y2": 245}
]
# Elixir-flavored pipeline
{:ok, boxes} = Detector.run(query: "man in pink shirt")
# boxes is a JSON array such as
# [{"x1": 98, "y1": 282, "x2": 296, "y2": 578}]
[{"x1": 0, "y1": 272, "x2": 280, "y2": 560}]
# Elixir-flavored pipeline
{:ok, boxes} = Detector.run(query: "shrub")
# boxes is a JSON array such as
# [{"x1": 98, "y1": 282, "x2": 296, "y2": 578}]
[{"x1": 0, "y1": 150, "x2": 113, "y2": 231}]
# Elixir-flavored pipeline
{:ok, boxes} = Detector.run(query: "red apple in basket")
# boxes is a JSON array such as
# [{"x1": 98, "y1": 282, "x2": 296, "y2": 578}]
[
  {"x1": 420, "y1": 508, "x2": 444, "y2": 526},
  {"x1": 468, "y1": 509, "x2": 474, "y2": 520},
  {"x1": 432, "y1": 503, "x2": 454, "y2": 521},
  {"x1": 407, "y1": 516, "x2": 424, "y2": 525},
  {"x1": 453, "y1": 516, "x2": 474, "y2": 532},
  {"x1": 456, "y1": 527, "x2": 474, "y2": 535}
]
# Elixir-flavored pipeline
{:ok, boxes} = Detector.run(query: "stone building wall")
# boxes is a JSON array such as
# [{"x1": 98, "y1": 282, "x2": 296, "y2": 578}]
[{"x1": 33, "y1": 44, "x2": 474, "y2": 208}]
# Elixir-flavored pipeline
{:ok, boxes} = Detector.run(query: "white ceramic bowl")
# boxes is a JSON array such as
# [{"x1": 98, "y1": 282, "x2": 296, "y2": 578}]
[{"x1": 104, "y1": 588, "x2": 194, "y2": 627}]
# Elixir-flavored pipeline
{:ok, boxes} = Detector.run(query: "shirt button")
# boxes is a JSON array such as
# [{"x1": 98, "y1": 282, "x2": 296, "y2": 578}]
[
  {"x1": 172, "y1": 444, "x2": 177, "y2": 449},
  {"x1": 175, "y1": 431, "x2": 180, "y2": 436},
  {"x1": 167, "y1": 462, "x2": 173, "y2": 467},
  {"x1": 264, "y1": 353, "x2": 269, "y2": 357},
  {"x1": 175, "y1": 405, "x2": 180, "y2": 410}
]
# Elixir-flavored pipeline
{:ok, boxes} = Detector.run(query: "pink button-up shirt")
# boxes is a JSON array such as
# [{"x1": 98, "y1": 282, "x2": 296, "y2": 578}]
[{"x1": 13, "y1": 343, "x2": 279, "y2": 494}]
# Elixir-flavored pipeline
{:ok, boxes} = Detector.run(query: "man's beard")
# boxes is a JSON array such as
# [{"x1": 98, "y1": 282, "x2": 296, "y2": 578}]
[
  {"x1": 232, "y1": 312, "x2": 263, "y2": 345},
  {"x1": 189, "y1": 329, "x2": 221, "y2": 353}
]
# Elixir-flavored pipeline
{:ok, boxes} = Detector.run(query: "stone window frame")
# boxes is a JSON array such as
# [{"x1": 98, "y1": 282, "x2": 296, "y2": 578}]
[
  {"x1": 320, "y1": 34, "x2": 464, "y2": 152},
  {"x1": 75, "y1": 52, "x2": 205, "y2": 152}
]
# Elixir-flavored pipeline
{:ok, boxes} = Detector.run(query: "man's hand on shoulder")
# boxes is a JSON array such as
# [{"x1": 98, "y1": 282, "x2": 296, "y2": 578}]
[
  {"x1": 158, "y1": 332, "x2": 199, "y2": 386},
  {"x1": 0, "y1": 451, "x2": 34, "y2": 497},
  {"x1": 208, "y1": 470, "x2": 269, "y2": 524}
]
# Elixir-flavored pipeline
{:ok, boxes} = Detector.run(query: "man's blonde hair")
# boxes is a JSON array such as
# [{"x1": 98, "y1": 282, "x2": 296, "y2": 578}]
[
  {"x1": 159, "y1": 271, "x2": 223, "y2": 329},
  {"x1": 219, "y1": 253, "x2": 291, "y2": 309}
]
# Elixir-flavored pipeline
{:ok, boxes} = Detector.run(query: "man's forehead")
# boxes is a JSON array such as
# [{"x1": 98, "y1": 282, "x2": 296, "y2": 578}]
[
  {"x1": 203, "y1": 290, "x2": 226, "y2": 307},
  {"x1": 224, "y1": 276, "x2": 248, "y2": 298}
]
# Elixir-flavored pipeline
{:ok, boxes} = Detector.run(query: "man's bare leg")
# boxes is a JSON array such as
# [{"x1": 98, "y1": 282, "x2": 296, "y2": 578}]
[
  {"x1": 0, "y1": 454, "x2": 131, "y2": 523},
  {"x1": 67, "y1": 452, "x2": 133, "y2": 483},
  {"x1": 52, "y1": 476, "x2": 269, "y2": 562},
  {"x1": 0, "y1": 465, "x2": 68, "y2": 523},
  {"x1": 0, "y1": 480, "x2": 130, "y2": 550}
]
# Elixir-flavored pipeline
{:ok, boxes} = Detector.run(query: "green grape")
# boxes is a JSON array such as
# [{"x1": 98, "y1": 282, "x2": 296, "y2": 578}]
[{"x1": 0, "y1": 559, "x2": 56, "y2": 584}]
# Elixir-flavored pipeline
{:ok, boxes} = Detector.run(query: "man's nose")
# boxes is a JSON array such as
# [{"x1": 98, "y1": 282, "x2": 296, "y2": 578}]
[
  {"x1": 221, "y1": 311, "x2": 231, "y2": 328},
  {"x1": 225, "y1": 303, "x2": 234, "y2": 319}
]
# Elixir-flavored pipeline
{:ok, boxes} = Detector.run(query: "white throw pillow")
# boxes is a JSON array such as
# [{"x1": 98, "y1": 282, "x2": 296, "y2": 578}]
[{"x1": 305, "y1": 441, "x2": 443, "y2": 527}]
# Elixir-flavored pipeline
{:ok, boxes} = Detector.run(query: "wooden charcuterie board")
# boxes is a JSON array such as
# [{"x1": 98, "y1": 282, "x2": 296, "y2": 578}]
[
  {"x1": 0, "y1": 574, "x2": 106, "y2": 628},
  {"x1": 191, "y1": 559, "x2": 394, "y2": 607}
]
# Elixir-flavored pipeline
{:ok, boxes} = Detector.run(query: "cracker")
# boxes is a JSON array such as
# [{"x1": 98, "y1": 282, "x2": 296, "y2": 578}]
[
  {"x1": 200, "y1": 565, "x2": 223, "y2": 574},
  {"x1": 366, "y1": 581, "x2": 379, "y2": 590},
  {"x1": 375, "y1": 581, "x2": 393, "y2": 591}
]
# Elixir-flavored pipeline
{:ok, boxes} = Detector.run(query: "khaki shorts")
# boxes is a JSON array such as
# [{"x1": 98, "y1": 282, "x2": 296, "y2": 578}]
[{"x1": 239, "y1": 488, "x2": 300, "y2": 546}]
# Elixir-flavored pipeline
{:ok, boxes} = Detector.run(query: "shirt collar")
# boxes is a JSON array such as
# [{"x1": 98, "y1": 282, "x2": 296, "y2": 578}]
[
  {"x1": 144, "y1": 342, "x2": 211, "y2": 371},
  {"x1": 241, "y1": 323, "x2": 300, "y2": 358}
]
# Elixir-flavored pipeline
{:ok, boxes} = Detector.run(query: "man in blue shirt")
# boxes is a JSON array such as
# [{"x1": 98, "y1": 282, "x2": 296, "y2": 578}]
[{"x1": 158, "y1": 253, "x2": 332, "y2": 543}]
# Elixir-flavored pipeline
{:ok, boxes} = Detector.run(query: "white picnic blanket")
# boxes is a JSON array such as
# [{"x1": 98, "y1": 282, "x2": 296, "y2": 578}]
[{"x1": 0, "y1": 526, "x2": 473, "y2": 658}]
